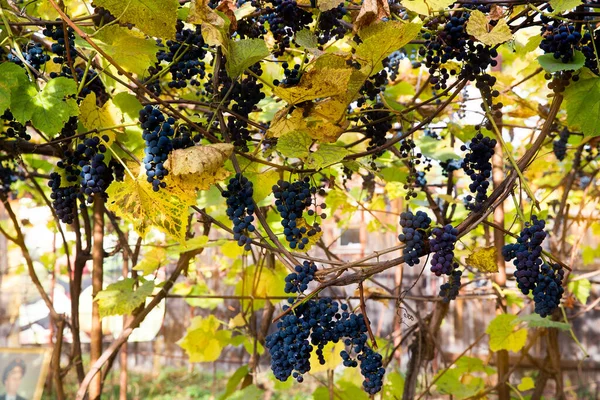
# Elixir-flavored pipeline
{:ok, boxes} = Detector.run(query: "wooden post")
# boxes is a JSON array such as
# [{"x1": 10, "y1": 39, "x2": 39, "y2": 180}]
[{"x1": 90, "y1": 197, "x2": 104, "y2": 399}]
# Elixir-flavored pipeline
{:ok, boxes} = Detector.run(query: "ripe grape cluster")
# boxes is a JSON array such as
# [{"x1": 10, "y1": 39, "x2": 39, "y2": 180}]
[
  {"x1": 151, "y1": 21, "x2": 207, "y2": 90},
  {"x1": 0, "y1": 161, "x2": 18, "y2": 198},
  {"x1": 359, "y1": 104, "x2": 392, "y2": 155},
  {"x1": 553, "y1": 128, "x2": 569, "y2": 161},
  {"x1": 222, "y1": 173, "x2": 256, "y2": 250},
  {"x1": 75, "y1": 136, "x2": 116, "y2": 203},
  {"x1": 266, "y1": 265, "x2": 384, "y2": 394},
  {"x1": 273, "y1": 62, "x2": 302, "y2": 87},
  {"x1": 398, "y1": 211, "x2": 432, "y2": 266},
  {"x1": 1, "y1": 111, "x2": 30, "y2": 140},
  {"x1": 533, "y1": 263, "x2": 564, "y2": 317},
  {"x1": 139, "y1": 106, "x2": 175, "y2": 191},
  {"x1": 7, "y1": 42, "x2": 49, "y2": 71},
  {"x1": 42, "y1": 23, "x2": 77, "y2": 64},
  {"x1": 316, "y1": 5, "x2": 348, "y2": 46},
  {"x1": 284, "y1": 261, "x2": 317, "y2": 294},
  {"x1": 48, "y1": 173, "x2": 81, "y2": 224},
  {"x1": 272, "y1": 178, "x2": 323, "y2": 250},
  {"x1": 502, "y1": 216, "x2": 546, "y2": 295},
  {"x1": 461, "y1": 133, "x2": 497, "y2": 212},
  {"x1": 539, "y1": 21, "x2": 582, "y2": 63},
  {"x1": 261, "y1": 0, "x2": 313, "y2": 57},
  {"x1": 439, "y1": 269, "x2": 462, "y2": 303},
  {"x1": 430, "y1": 224, "x2": 459, "y2": 276}
]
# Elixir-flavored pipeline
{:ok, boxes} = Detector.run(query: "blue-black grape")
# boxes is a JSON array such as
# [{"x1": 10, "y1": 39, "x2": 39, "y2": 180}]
[
  {"x1": 316, "y1": 5, "x2": 348, "y2": 46},
  {"x1": 533, "y1": 263, "x2": 564, "y2": 317},
  {"x1": 461, "y1": 133, "x2": 497, "y2": 212},
  {"x1": 539, "y1": 20, "x2": 582, "y2": 63},
  {"x1": 74, "y1": 135, "x2": 115, "y2": 203},
  {"x1": 272, "y1": 178, "x2": 322, "y2": 250},
  {"x1": 1, "y1": 111, "x2": 31, "y2": 141},
  {"x1": 261, "y1": 0, "x2": 313, "y2": 57},
  {"x1": 48, "y1": 172, "x2": 80, "y2": 224},
  {"x1": 439, "y1": 268, "x2": 462, "y2": 303},
  {"x1": 7, "y1": 42, "x2": 50, "y2": 71},
  {"x1": 0, "y1": 161, "x2": 18, "y2": 198},
  {"x1": 359, "y1": 103, "x2": 392, "y2": 155},
  {"x1": 553, "y1": 128, "x2": 569, "y2": 161},
  {"x1": 42, "y1": 23, "x2": 77, "y2": 65},
  {"x1": 398, "y1": 210, "x2": 432, "y2": 266},
  {"x1": 139, "y1": 106, "x2": 175, "y2": 191},
  {"x1": 222, "y1": 173, "x2": 256, "y2": 250},
  {"x1": 358, "y1": 347, "x2": 385, "y2": 395},
  {"x1": 502, "y1": 216, "x2": 546, "y2": 295},
  {"x1": 284, "y1": 261, "x2": 317, "y2": 294},
  {"x1": 430, "y1": 224, "x2": 459, "y2": 276}
]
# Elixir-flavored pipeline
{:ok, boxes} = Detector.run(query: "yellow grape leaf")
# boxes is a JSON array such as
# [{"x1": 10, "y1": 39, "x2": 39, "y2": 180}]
[
  {"x1": 486, "y1": 314, "x2": 527, "y2": 353},
  {"x1": 355, "y1": 0, "x2": 391, "y2": 31},
  {"x1": 93, "y1": 0, "x2": 178, "y2": 40},
  {"x1": 94, "y1": 278, "x2": 155, "y2": 318},
  {"x1": 517, "y1": 377, "x2": 535, "y2": 391},
  {"x1": 307, "y1": 144, "x2": 350, "y2": 170},
  {"x1": 277, "y1": 130, "x2": 312, "y2": 159},
  {"x1": 356, "y1": 21, "x2": 422, "y2": 74},
  {"x1": 178, "y1": 315, "x2": 232, "y2": 362},
  {"x1": 188, "y1": 0, "x2": 225, "y2": 25},
  {"x1": 188, "y1": 0, "x2": 230, "y2": 47},
  {"x1": 133, "y1": 247, "x2": 168, "y2": 275},
  {"x1": 164, "y1": 143, "x2": 234, "y2": 191},
  {"x1": 79, "y1": 93, "x2": 121, "y2": 143},
  {"x1": 550, "y1": 0, "x2": 582, "y2": 12},
  {"x1": 318, "y1": 0, "x2": 344, "y2": 11},
  {"x1": 274, "y1": 68, "x2": 353, "y2": 105},
  {"x1": 465, "y1": 246, "x2": 498, "y2": 273},
  {"x1": 294, "y1": 218, "x2": 322, "y2": 252},
  {"x1": 466, "y1": 10, "x2": 513, "y2": 46},
  {"x1": 267, "y1": 101, "x2": 349, "y2": 143},
  {"x1": 401, "y1": 0, "x2": 454, "y2": 15},
  {"x1": 228, "y1": 312, "x2": 247, "y2": 328},
  {"x1": 309, "y1": 341, "x2": 345, "y2": 373},
  {"x1": 246, "y1": 169, "x2": 280, "y2": 202},
  {"x1": 105, "y1": 173, "x2": 196, "y2": 241},
  {"x1": 235, "y1": 264, "x2": 288, "y2": 310}
]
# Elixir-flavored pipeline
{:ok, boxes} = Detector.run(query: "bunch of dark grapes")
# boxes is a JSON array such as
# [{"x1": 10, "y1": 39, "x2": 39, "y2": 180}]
[
  {"x1": 1, "y1": 111, "x2": 30, "y2": 140},
  {"x1": 77, "y1": 68, "x2": 108, "y2": 104},
  {"x1": 533, "y1": 263, "x2": 564, "y2": 317},
  {"x1": 316, "y1": 5, "x2": 348, "y2": 46},
  {"x1": 261, "y1": 0, "x2": 313, "y2": 57},
  {"x1": 172, "y1": 125, "x2": 202, "y2": 150},
  {"x1": 361, "y1": 173, "x2": 376, "y2": 201},
  {"x1": 151, "y1": 21, "x2": 207, "y2": 90},
  {"x1": 553, "y1": 128, "x2": 569, "y2": 161},
  {"x1": 359, "y1": 104, "x2": 392, "y2": 155},
  {"x1": 439, "y1": 269, "x2": 462, "y2": 302},
  {"x1": 139, "y1": 106, "x2": 175, "y2": 191},
  {"x1": 0, "y1": 161, "x2": 18, "y2": 198},
  {"x1": 48, "y1": 173, "x2": 80, "y2": 224},
  {"x1": 74, "y1": 136, "x2": 116, "y2": 203},
  {"x1": 399, "y1": 139, "x2": 426, "y2": 199},
  {"x1": 460, "y1": 133, "x2": 496, "y2": 212},
  {"x1": 236, "y1": 11, "x2": 266, "y2": 39},
  {"x1": 398, "y1": 210, "x2": 432, "y2": 267},
  {"x1": 359, "y1": 70, "x2": 388, "y2": 103},
  {"x1": 267, "y1": 266, "x2": 384, "y2": 394},
  {"x1": 440, "y1": 158, "x2": 462, "y2": 177},
  {"x1": 582, "y1": 28, "x2": 600, "y2": 75},
  {"x1": 502, "y1": 216, "x2": 546, "y2": 295},
  {"x1": 382, "y1": 51, "x2": 406, "y2": 81},
  {"x1": 92, "y1": 4, "x2": 116, "y2": 27},
  {"x1": 284, "y1": 261, "x2": 317, "y2": 294},
  {"x1": 273, "y1": 63, "x2": 302, "y2": 87},
  {"x1": 272, "y1": 178, "x2": 323, "y2": 250},
  {"x1": 539, "y1": 20, "x2": 582, "y2": 63},
  {"x1": 7, "y1": 42, "x2": 49, "y2": 71},
  {"x1": 42, "y1": 23, "x2": 77, "y2": 64},
  {"x1": 222, "y1": 173, "x2": 256, "y2": 250},
  {"x1": 429, "y1": 224, "x2": 459, "y2": 276}
]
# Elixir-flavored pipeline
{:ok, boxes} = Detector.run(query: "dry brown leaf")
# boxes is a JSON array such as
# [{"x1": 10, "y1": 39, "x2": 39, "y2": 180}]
[
  {"x1": 354, "y1": 0, "x2": 391, "y2": 31},
  {"x1": 216, "y1": 0, "x2": 237, "y2": 31}
]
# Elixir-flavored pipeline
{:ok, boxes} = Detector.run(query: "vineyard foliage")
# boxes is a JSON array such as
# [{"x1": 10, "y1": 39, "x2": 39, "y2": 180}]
[{"x1": 0, "y1": 0, "x2": 599, "y2": 398}]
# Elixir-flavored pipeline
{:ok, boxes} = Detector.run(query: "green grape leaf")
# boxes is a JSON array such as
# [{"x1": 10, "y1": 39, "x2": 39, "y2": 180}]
[
  {"x1": 550, "y1": 0, "x2": 582, "y2": 12},
  {"x1": 313, "y1": 381, "x2": 369, "y2": 400},
  {"x1": 568, "y1": 278, "x2": 591, "y2": 304},
  {"x1": 10, "y1": 77, "x2": 78, "y2": 136},
  {"x1": 0, "y1": 62, "x2": 24, "y2": 113},
  {"x1": 219, "y1": 366, "x2": 249, "y2": 400},
  {"x1": 382, "y1": 372, "x2": 405, "y2": 400},
  {"x1": 92, "y1": 0, "x2": 179, "y2": 39},
  {"x1": 435, "y1": 368, "x2": 485, "y2": 399},
  {"x1": 518, "y1": 314, "x2": 571, "y2": 331},
  {"x1": 564, "y1": 71, "x2": 600, "y2": 137},
  {"x1": 225, "y1": 38, "x2": 269, "y2": 78},
  {"x1": 537, "y1": 51, "x2": 585, "y2": 73},
  {"x1": 356, "y1": 21, "x2": 422, "y2": 74},
  {"x1": 133, "y1": 247, "x2": 168, "y2": 275},
  {"x1": 77, "y1": 25, "x2": 159, "y2": 76},
  {"x1": 486, "y1": 314, "x2": 528, "y2": 353},
  {"x1": 295, "y1": 29, "x2": 320, "y2": 51},
  {"x1": 94, "y1": 278, "x2": 155, "y2": 318},
  {"x1": 277, "y1": 130, "x2": 312, "y2": 159},
  {"x1": 178, "y1": 315, "x2": 232, "y2": 362},
  {"x1": 307, "y1": 144, "x2": 351, "y2": 170},
  {"x1": 227, "y1": 385, "x2": 263, "y2": 400}
]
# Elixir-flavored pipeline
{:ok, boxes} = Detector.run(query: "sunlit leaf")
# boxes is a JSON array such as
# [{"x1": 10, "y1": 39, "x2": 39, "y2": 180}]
[
  {"x1": 93, "y1": 0, "x2": 178, "y2": 39},
  {"x1": 486, "y1": 314, "x2": 527, "y2": 352},
  {"x1": 465, "y1": 246, "x2": 498, "y2": 273},
  {"x1": 178, "y1": 315, "x2": 232, "y2": 362},
  {"x1": 95, "y1": 278, "x2": 155, "y2": 318},
  {"x1": 466, "y1": 10, "x2": 513, "y2": 46}
]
